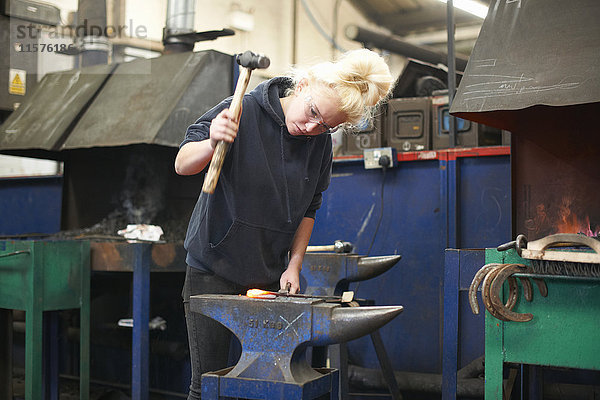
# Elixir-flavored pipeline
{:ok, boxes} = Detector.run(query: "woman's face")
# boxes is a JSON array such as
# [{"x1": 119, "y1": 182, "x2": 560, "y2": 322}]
[{"x1": 284, "y1": 80, "x2": 347, "y2": 136}]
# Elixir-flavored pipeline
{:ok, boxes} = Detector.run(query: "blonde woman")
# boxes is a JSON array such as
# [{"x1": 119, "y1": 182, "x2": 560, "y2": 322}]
[{"x1": 175, "y1": 48, "x2": 393, "y2": 399}]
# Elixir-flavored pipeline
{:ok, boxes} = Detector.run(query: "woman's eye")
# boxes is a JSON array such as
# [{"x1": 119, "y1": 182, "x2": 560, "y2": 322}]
[{"x1": 310, "y1": 106, "x2": 318, "y2": 118}]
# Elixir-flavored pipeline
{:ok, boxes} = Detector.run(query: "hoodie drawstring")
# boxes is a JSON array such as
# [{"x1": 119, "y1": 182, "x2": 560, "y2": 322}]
[{"x1": 280, "y1": 126, "x2": 292, "y2": 223}]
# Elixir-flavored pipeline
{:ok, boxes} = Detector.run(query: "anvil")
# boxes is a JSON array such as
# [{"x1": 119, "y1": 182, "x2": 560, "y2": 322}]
[
  {"x1": 301, "y1": 253, "x2": 401, "y2": 296},
  {"x1": 191, "y1": 294, "x2": 403, "y2": 398}
]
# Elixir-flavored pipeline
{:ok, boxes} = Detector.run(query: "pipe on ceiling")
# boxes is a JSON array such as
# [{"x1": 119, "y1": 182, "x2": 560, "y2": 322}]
[{"x1": 345, "y1": 24, "x2": 468, "y2": 71}]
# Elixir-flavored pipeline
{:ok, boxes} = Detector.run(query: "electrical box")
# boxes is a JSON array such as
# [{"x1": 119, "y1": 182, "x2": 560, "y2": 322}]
[
  {"x1": 385, "y1": 97, "x2": 431, "y2": 152},
  {"x1": 341, "y1": 114, "x2": 383, "y2": 156},
  {"x1": 431, "y1": 93, "x2": 503, "y2": 149},
  {"x1": 363, "y1": 147, "x2": 396, "y2": 170},
  {"x1": 1, "y1": 0, "x2": 61, "y2": 25},
  {"x1": 0, "y1": 15, "x2": 39, "y2": 111}
]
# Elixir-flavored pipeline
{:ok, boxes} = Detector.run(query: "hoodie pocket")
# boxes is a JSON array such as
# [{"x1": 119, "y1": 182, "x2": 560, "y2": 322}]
[{"x1": 207, "y1": 219, "x2": 296, "y2": 286}]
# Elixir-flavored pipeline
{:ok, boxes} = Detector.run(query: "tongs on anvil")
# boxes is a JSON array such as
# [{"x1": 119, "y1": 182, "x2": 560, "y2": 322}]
[{"x1": 247, "y1": 283, "x2": 355, "y2": 303}]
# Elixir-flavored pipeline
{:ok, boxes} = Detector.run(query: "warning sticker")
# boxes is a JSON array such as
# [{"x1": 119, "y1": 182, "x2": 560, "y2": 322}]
[{"x1": 9, "y1": 69, "x2": 26, "y2": 95}]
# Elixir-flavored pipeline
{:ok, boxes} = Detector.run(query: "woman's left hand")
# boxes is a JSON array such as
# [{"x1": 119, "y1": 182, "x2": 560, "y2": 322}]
[{"x1": 280, "y1": 265, "x2": 300, "y2": 294}]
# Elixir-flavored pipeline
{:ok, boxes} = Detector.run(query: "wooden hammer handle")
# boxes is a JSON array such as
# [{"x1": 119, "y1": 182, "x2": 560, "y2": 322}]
[
  {"x1": 306, "y1": 245, "x2": 335, "y2": 252},
  {"x1": 202, "y1": 67, "x2": 252, "y2": 194}
]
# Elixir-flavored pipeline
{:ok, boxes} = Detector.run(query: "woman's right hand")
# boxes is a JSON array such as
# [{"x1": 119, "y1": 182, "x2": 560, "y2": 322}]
[{"x1": 210, "y1": 108, "x2": 239, "y2": 149}]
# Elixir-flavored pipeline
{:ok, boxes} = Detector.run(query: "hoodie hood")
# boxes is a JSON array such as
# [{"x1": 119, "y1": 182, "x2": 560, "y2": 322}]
[
  {"x1": 249, "y1": 76, "x2": 293, "y2": 129},
  {"x1": 182, "y1": 75, "x2": 332, "y2": 286}
]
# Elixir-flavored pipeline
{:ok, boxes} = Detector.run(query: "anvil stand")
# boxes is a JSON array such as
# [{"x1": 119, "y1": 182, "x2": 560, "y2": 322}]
[
  {"x1": 301, "y1": 253, "x2": 403, "y2": 400},
  {"x1": 202, "y1": 366, "x2": 339, "y2": 400},
  {"x1": 312, "y1": 300, "x2": 401, "y2": 400}
]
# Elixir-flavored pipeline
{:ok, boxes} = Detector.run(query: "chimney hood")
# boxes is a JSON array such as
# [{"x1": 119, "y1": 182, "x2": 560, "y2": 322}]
[
  {"x1": 0, "y1": 50, "x2": 233, "y2": 159},
  {"x1": 449, "y1": 0, "x2": 600, "y2": 131}
]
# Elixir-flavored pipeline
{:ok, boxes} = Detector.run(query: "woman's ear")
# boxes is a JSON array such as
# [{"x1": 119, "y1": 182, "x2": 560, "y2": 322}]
[{"x1": 295, "y1": 78, "x2": 308, "y2": 94}]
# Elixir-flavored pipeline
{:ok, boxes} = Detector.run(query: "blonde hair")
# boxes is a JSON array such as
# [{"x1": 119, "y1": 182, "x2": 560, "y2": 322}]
[{"x1": 288, "y1": 49, "x2": 394, "y2": 126}]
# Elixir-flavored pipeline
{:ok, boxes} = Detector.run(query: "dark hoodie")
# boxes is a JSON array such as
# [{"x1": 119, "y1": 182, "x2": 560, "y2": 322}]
[{"x1": 181, "y1": 77, "x2": 333, "y2": 286}]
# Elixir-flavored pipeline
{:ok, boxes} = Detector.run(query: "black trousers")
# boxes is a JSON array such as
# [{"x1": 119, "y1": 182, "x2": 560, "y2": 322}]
[{"x1": 181, "y1": 266, "x2": 278, "y2": 399}]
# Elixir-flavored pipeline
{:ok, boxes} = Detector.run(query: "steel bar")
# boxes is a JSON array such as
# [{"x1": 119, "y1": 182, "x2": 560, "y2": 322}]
[
  {"x1": 370, "y1": 330, "x2": 403, "y2": 400},
  {"x1": 349, "y1": 365, "x2": 484, "y2": 397}
]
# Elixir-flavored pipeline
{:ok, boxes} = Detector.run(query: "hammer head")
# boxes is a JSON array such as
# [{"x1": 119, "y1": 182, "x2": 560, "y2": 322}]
[
  {"x1": 333, "y1": 240, "x2": 353, "y2": 253},
  {"x1": 237, "y1": 50, "x2": 270, "y2": 70}
]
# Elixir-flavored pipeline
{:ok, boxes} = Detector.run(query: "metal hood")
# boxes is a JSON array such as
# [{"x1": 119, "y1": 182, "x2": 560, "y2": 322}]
[
  {"x1": 0, "y1": 50, "x2": 233, "y2": 157},
  {"x1": 449, "y1": 0, "x2": 600, "y2": 131}
]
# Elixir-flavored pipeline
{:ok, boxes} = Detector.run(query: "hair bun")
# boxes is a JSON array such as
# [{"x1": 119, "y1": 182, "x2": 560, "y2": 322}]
[
  {"x1": 344, "y1": 72, "x2": 370, "y2": 95},
  {"x1": 297, "y1": 48, "x2": 394, "y2": 125}
]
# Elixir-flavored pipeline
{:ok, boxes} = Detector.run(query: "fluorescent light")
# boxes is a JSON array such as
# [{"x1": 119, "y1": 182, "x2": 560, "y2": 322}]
[{"x1": 438, "y1": 0, "x2": 489, "y2": 19}]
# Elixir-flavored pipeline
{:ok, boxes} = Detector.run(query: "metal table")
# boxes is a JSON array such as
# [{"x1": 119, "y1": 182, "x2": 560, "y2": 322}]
[
  {"x1": 90, "y1": 241, "x2": 186, "y2": 400},
  {"x1": 484, "y1": 248, "x2": 600, "y2": 399},
  {"x1": 0, "y1": 240, "x2": 90, "y2": 400}
]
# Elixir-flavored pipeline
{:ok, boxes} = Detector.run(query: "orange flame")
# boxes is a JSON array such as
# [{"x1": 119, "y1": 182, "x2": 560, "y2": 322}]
[
  {"x1": 555, "y1": 196, "x2": 599, "y2": 236},
  {"x1": 246, "y1": 289, "x2": 276, "y2": 299}
]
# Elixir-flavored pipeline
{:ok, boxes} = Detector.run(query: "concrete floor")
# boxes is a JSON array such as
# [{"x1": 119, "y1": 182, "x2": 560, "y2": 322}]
[{"x1": 11, "y1": 369, "x2": 185, "y2": 400}]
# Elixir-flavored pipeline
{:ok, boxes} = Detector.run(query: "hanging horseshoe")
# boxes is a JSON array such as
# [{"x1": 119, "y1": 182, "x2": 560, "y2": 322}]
[
  {"x1": 469, "y1": 263, "x2": 504, "y2": 314},
  {"x1": 532, "y1": 277, "x2": 548, "y2": 297},
  {"x1": 481, "y1": 265, "x2": 511, "y2": 321},
  {"x1": 490, "y1": 264, "x2": 534, "y2": 322},
  {"x1": 505, "y1": 276, "x2": 519, "y2": 310},
  {"x1": 518, "y1": 276, "x2": 533, "y2": 302}
]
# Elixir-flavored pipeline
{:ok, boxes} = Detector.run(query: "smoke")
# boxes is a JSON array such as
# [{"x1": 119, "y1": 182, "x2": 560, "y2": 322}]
[{"x1": 118, "y1": 152, "x2": 168, "y2": 224}]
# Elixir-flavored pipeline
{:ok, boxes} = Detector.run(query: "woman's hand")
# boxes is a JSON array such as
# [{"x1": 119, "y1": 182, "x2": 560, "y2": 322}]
[
  {"x1": 280, "y1": 264, "x2": 301, "y2": 294},
  {"x1": 210, "y1": 109, "x2": 239, "y2": 149}
]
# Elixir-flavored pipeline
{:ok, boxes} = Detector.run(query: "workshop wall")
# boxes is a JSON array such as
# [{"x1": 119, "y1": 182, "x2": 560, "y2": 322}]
[{"x1": 310, "y1": 151, "x2": 511, "y2": 373}]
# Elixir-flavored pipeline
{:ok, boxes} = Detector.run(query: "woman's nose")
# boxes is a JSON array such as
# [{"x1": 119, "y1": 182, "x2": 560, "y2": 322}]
[{"x1": 305, "y1": 121, "x2": 321, "y2": 133}]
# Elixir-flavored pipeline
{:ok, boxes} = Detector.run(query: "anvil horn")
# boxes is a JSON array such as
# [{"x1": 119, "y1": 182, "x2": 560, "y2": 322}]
[
  {"x1": 348, "y1": 255, "x2": 402, "y2": 282},
  {"x1": 312, "y1": 305, "x2": 404, "y2": 345}
]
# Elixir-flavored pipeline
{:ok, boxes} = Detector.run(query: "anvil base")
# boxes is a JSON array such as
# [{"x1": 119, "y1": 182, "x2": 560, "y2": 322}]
[{"x1": 202, "y1": 366, "x2": 339, "y2": 400}]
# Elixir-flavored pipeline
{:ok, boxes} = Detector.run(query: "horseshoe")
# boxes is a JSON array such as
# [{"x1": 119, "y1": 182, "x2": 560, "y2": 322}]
[
  {"x1": 505, "y1": 276, "x2": 519, "y2": 310},
  {"x1": 481, "y1": 265, "x2": 510, "y2": 321},
  {"x1": 469, "y1": 263, "x2": 505, "y2": 314},
  {"x1": 532, "y1": 277, "x2": 548, "y2": 297},
  {"x1": 490, "y1": 264, "x2": 534, "y2": 322},
  {"x1": 518, "y1": 276, "x2": 533, "y2": 302}
]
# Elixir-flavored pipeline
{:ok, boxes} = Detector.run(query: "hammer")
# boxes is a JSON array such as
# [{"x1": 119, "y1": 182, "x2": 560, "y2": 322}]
[
  {"x1": 306, "y1": 240, "x2": 354, "y2": 253},
  {"x1": 202, "y1": 50, "x2": 270, "y2": 194}
]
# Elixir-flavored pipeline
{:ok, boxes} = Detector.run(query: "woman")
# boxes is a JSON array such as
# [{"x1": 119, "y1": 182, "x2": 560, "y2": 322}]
[{"x1": 175, "y1": 48, "x2": 393, "y2": 399}]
